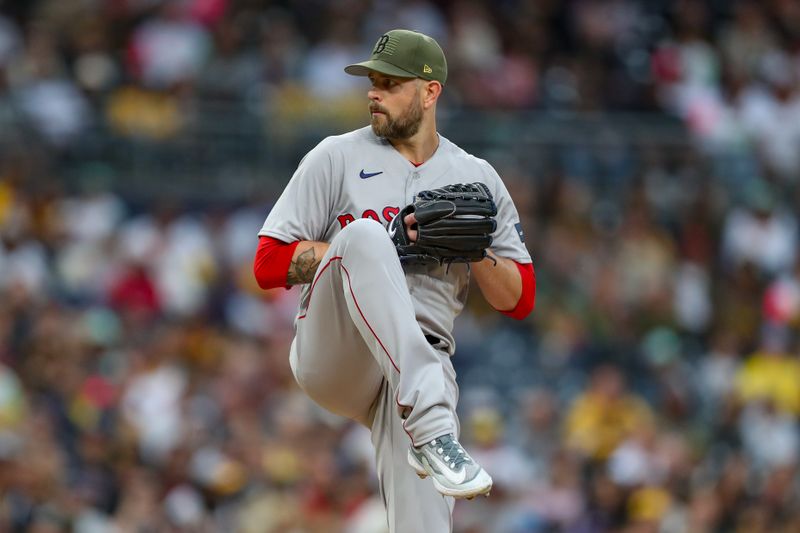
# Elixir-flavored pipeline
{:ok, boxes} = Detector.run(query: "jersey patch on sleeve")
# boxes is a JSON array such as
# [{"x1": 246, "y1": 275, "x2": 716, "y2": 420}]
[{"x1": 514, "y1": 222, "x2": 525, "y2": 243}]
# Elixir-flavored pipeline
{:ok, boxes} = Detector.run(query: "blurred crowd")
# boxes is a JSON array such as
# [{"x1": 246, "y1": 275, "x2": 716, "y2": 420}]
[
  {"x1": 0, "y1": 0, "x2": 798, "y2": 157},
  {"x1": 3, "y1": 0, "x2": 800, "y2": 532}
]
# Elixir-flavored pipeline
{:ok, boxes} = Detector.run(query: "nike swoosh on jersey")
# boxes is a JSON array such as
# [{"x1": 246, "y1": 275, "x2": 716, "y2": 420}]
[{"x1": 359, "y1": 170, "x2": 383, "y2": 179}]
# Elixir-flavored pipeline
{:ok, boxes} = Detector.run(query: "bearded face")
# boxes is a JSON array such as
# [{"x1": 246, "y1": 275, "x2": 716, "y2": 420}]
[{"x1": 369, "y1": 86, "x2": 424, "y2": 140}]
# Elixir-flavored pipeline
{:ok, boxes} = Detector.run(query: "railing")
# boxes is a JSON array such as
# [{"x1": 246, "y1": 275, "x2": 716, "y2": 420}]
[{"x1": 0, "y1": 96, "x2": 693, "y2": 203}]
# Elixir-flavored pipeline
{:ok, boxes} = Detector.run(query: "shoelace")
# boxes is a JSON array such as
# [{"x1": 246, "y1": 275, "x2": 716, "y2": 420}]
[{"x1": 430, "y1": 436, "x2": 471, "y2": 469}]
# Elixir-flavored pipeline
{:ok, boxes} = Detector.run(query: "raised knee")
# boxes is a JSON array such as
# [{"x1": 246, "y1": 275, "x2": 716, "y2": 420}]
[
  {"x1": 338, "y1": 218, "x2": 394, "y2": 254},
  {"x1": 342, "y1": 218, "x2": 387, "y2": 239}
]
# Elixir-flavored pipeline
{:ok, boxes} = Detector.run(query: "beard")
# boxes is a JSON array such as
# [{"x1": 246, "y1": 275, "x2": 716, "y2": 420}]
[{"x1": 370, "y1": 93, "x2": 424, "y2": 140}]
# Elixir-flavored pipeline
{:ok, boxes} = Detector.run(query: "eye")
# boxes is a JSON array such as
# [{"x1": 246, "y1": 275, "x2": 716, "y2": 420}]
[{"x1": 370, "y1": 77, "x2": 397, "y2": 90}]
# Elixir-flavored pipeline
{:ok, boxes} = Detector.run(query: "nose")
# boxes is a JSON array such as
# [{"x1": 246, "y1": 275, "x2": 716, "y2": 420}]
[{"x1": 368, "y1": 88, "x2": 380, "y2": 102}]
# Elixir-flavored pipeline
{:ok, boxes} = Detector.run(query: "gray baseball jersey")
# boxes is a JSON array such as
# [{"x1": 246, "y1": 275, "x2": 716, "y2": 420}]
[{"x1": 259, "y1": 125, "x2": 531, "y2": 355}]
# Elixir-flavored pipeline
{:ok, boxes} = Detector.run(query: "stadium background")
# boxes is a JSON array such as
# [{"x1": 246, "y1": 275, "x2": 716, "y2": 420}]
[{"x1": 1, "y1": 0, "x2": 800, "y2": 531}]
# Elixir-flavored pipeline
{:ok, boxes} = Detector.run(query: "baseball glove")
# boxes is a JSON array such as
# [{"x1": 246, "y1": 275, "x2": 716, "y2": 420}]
[{"x1": 388, "y1": 182, "x2": 497, "y2": 266}]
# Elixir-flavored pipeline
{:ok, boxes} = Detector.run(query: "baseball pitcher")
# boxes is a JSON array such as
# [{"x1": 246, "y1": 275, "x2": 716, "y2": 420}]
[{"x1": 254, "y1": 29, "x2": 535, "y2": 533}]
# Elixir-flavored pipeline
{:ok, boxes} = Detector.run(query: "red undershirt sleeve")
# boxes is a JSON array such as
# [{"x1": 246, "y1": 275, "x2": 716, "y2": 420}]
[
  {"x1": 498, "y1": 261, "x2": 536, "y2": 320},
  {"x1": 253, "y1": 236, "x2": 300, "y2": 290},
  {"x1": 254, "y1": 236, "x2": 536, "y2": 317}
]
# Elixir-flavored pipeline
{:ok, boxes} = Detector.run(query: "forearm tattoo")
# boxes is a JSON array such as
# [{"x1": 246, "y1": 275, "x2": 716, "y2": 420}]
[{"x1": 287, "y1": 247, "x2": 322, "y2": 285}]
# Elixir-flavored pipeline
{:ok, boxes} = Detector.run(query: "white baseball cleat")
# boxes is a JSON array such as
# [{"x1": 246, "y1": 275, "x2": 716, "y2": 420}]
[{"x1": 407, "y1": 434, "x2": 493, "y2": 499}]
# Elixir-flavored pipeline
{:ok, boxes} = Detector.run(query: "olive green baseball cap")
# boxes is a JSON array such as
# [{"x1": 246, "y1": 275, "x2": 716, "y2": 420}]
[{"x1": 345, "y1": 29, "x2": 447, "y2": 85}]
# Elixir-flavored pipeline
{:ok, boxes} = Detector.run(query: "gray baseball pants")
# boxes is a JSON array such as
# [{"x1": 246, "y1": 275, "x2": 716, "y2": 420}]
[{"x1": 289, "y1": 218, "x2": 458, "y2": 532}]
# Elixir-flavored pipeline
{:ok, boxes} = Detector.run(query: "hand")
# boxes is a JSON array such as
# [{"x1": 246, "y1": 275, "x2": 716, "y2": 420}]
[{"x1": 404, "y1": 213, "x2": 418, "y2": 242}]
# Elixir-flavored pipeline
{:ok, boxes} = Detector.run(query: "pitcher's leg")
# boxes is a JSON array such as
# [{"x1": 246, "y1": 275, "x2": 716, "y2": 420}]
[
  {"x1": 371, "y1": 379, "x2": 454, "y2": 533},
  {"x1": 288, "y1": 333, "x2": 382, "y2": 424},
  {"x1": 296, "y1": 218, "x2": 456, "y2": 443},
  {"x1": 291, "y1": 226, "x2": 385, "y2": 421},
  {"x1": 294, "y1": 218, "x2": 491, "y2": 504}
]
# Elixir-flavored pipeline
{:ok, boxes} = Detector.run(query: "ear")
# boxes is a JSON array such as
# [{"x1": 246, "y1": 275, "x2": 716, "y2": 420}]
[{"x1": 421, "y1": 80, "x2": 442, "y2": 109}]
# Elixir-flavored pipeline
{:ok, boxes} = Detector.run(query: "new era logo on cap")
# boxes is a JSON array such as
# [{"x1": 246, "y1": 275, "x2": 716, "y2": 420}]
[{"x1": 424, "y1": 64, "x2": 432, "y2": 74}]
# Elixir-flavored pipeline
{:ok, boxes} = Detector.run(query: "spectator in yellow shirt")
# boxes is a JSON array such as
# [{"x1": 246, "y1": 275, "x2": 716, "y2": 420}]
[
  {"x1": 735, "y1": 327, "x2": 800, "y2": 414},
  {"x1": 565, "y1": 364, "x2": 655, "y2": 461}
]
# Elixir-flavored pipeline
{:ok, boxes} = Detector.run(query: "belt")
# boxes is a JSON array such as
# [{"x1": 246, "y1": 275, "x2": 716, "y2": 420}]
[{"x1": 425, "y1": 334, "x2": 441, "y2": 346}]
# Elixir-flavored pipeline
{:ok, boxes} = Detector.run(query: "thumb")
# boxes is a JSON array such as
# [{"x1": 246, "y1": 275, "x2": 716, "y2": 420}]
[{"x1": 404, "y1": 213, "x2": 418, "y2": 242}]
